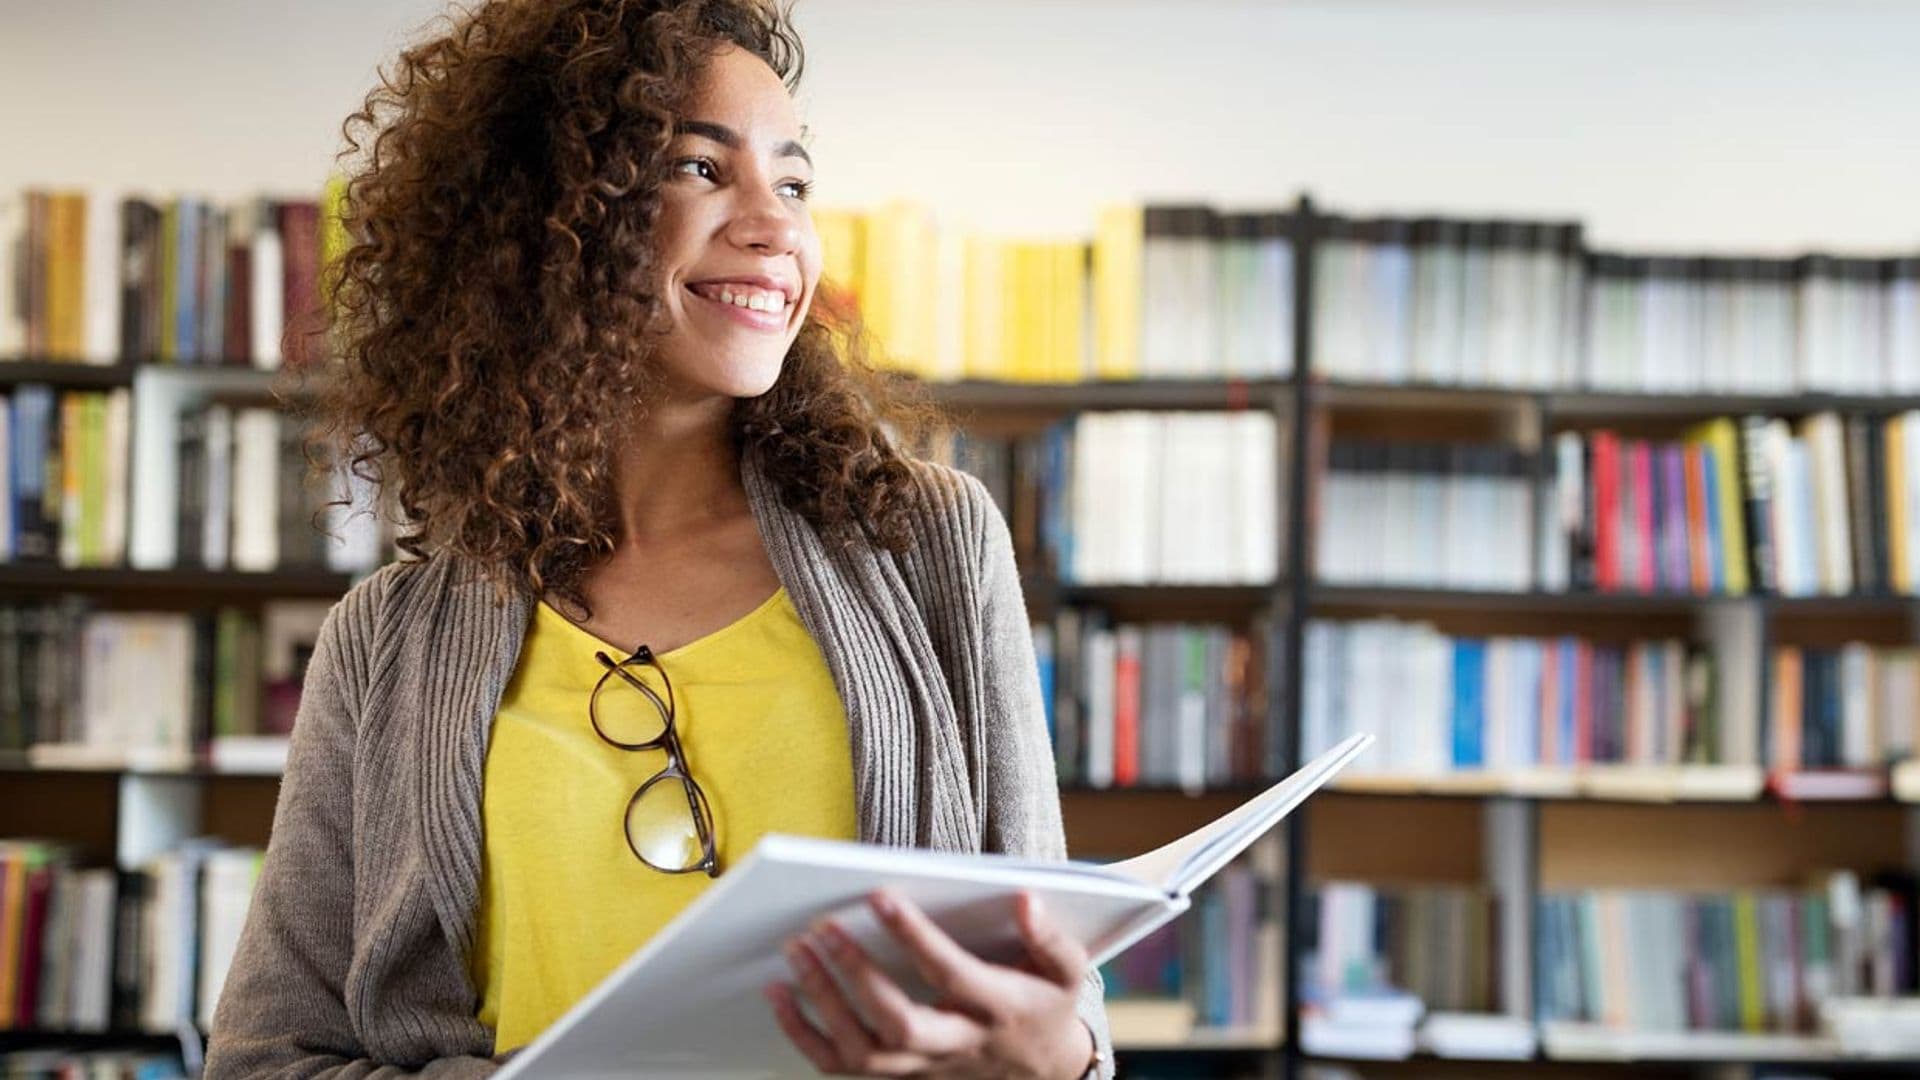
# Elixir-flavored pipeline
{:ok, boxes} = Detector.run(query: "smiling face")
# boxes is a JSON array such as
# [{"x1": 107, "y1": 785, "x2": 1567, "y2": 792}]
[{"x1": 647, "y1": 43, "x2": 821, "y2": 401}]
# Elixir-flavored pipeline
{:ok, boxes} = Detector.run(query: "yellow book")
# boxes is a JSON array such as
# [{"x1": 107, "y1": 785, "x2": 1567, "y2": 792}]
[
  {"x1": 0, "y1": 852, "x2": 23, "y2": 1026},
  {"x1": 84, "y1": 393, "x2": 106, "y2": 565},
  {"x1": 1684, "y1": 418, "x2": 1750, "y2": 596},
  {"x1": 62, "y1": 191, "x2": 86, "y2": 360},
  {"x1": 1888, "y1": 415, "x2": 1910, "y2": 593},
  {"x1": 929, "y1": 228, "x2": 966, "y2": 381},
  {"x1": 904, "y1": 203, "x2": 939, "y2": 377},
  {"x1": 49, "y1": 192, "x2": 81, "y2": 360},
  {"x1": 962, "y1": 236, "x2": 1004, "y2": 380},
  {"x1": 1000, "y1": 242, "x2": 1029, "y2": 382},
  {"x1": 861, "y1": 207, "x2": 899, "y2": 370},
  {"x1": 158, "y1": 200, "x2": 177, "y2": 364},
  {"x1": 1023, "y1": 242, "x2": 1052, "y2": 383},
  {"x1": 1092, "y1": 204, "x2": 1143, "y2": 379},
  {"x1": 852, "y1": 201, "x2": 935, "y2": 375},
  {"x1": 320, "y1": 173, "x2": 351, "y2": 321},
  {"x1": 58, "y1": 394, "x2": 83, "y2": 569},
  {"x1": 1025, "y1": 242, "x2": 1053, "y2": 383},
  {"x1": 808, "y1": 207, "x2": 865, "y2": 336},
  {"x1": 1731, "y1": 893, "x2": 1764, "y2": 1032},
  {"x1": 1051, "y1": 242, "x2": 1087, "y2": 383}
]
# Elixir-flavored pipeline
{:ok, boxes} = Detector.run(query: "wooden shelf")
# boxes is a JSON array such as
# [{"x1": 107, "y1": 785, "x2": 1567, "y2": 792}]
[
  {"x1": 0, "y1": 564, "x2": 356, "y2": 597},
  {"x1": 1310, "y1": 584, "x2": 1920, "y2": 618},
  {"x1": 921, "y1": 375, "x2": 1290, "y2": 413},
  {"x1": 0, "y1": 360, "x2": 140, "y2": 388},
  {"x1": 1310, "y1": 377, "x2": 1920, "y2": 420},
  {"x1": 1309, "y1": 584, "x2": 1737, "y2": 615},
  {"x1": 0, "y1": 1029, "x2": 183, "y2": 1052}
]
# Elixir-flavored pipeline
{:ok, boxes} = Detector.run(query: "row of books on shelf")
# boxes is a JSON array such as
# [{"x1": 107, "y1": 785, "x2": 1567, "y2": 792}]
[
  {"x1": 930, "y1": 410, "x2": 1282, "y2": 585},
  {"x1": 1032, "y1": 610, "x2": 1274, "y2": 793},
  {"x1": 0, "y1": 386, "x2": 385, "y2": 574},
  {"x1": 0, "y1": 599, "x2": 325, "y2": 772},
  {"x1": 1536, "y1": 874, "x2": 1916, "y2": 1037},
  {"x1": 1298, "y1": 872, "x2": 1920, "y2": 1062},
  {"x1": 1321, "y1": 409, "x2": 1920, "y2": 598},
  {"x1": 1093, "y1": 836, "x2": 1282, "y2": 1044},
  {"x1": 1313, "y1": 215, "x2": 1920, "y2": 396},
  {"x1": 1303, "y1": 619, "x2": 1734, "y2": 789},
  {"x1": 0, "y1": 838, "x2": 261, "y2": 1037},
  {"x1": 1547, "y1": 413, "x2": 1920, "y2": 599},
  {"x1": 1312, "y1": 217, "x2": 1584, "y2": 392},
  {"x1": 0, "y1": 185, "x2": 338, "y2": 369},
  {"x1": 1583, "y1": 252, "x2": 1920, "y2": 397},
  {"x1": 1301, "y1": 617, "x2": 1920, "y2": 802},
  {"x1": 15, "y1": 182, "x2": 1920, "y2": 397},
  {"x1": 1299, "y1": 881, "x2": 1522, "y2": 1061},
  {"x1": 814, "y1": 202, "x2": 1297, "y2": 383},
  {"x1": 1306, "y1": 883, "x2": 1501, "y2": 1015},
  {"x1": 825, "y1": 199, "x2": 1919, "y2": 396},
  {"x1": 1315, "y1": 439, "x2": 1535, "y2": 592}
]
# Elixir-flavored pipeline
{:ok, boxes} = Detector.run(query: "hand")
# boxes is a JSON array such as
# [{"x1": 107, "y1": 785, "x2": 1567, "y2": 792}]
[{"x1": 763, "y1": 887, "x2": 1097, "y2": 1079}]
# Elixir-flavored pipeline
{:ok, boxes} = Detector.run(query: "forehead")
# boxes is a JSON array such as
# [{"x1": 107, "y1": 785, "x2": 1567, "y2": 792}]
[{"x1": 679, "y1": 44, "x2": 799, "y2": 136}]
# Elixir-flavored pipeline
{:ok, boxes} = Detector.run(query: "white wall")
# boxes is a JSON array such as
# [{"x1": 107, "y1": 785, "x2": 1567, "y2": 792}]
[{"x1": 3, "y1": 0, "x2": 1915, "y2": 254}]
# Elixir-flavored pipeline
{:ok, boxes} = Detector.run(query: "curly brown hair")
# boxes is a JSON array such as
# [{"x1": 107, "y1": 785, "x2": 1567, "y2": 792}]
[{"x1": 290, "y1": 0, "x2": 941, "y2": 617}]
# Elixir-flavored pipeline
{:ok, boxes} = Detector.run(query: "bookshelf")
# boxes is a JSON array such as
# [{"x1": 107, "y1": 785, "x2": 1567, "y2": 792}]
[{"x1": 7, "y1": 184, "x2": 1920, "y2": 1080}]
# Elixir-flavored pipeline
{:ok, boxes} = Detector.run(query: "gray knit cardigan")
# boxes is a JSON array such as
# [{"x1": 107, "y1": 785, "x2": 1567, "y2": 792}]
[{"x1": 202, "y1": 446, "x2": 1114, "y2": 1078}]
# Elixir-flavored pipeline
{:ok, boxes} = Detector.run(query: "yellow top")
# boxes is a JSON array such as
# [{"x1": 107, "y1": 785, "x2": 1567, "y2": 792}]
[{"x1": 471, "y1": 586, "x2": 858, "y2": 1053}]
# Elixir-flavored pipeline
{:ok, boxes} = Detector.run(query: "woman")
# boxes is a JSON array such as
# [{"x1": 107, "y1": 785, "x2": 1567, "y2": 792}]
[{"x1": 203, "y1": 1, "x2": 1112, "y2": 1077}]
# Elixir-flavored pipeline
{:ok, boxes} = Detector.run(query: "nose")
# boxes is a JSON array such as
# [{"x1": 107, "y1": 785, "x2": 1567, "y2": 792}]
[{"x1": 723, "y1": 193, "x2": 801, "y2": 256}]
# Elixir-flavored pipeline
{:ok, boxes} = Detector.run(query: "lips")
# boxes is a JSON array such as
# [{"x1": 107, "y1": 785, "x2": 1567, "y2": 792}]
[{"x1": 684, "y1": 278, "x2": 794, "y2": 331}]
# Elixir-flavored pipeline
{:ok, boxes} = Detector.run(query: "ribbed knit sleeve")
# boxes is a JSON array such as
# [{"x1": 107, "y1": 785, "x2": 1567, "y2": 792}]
[
  {"x1": 203, "y1": 567, "x2": 500, "y2": 1080},
  {"x1": 959, "y1": 470, "x2": 1116, "y2": 1079}
]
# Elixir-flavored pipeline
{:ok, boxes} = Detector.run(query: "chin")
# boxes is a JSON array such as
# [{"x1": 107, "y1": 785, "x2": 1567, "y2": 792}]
[{"x1": 701, "y1": 354, "x2": 785, "y2": 399}]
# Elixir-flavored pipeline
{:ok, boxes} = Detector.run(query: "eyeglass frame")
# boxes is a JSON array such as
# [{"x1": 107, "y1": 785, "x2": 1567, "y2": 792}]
[{"x1": 590, "y1": 644, "x2": 722, "y2": 877}]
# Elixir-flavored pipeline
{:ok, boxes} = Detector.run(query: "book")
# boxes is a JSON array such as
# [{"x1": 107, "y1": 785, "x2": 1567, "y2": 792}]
[{"x1": 492, "y1": 732, "x2": 1373, "y2": 1078}]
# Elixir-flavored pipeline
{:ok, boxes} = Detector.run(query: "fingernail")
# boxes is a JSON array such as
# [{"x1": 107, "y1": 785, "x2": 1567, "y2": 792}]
[
  {"x1": 1027, "y1": 893, "x2": 1047, "y2": 919},
  {"x1": 872, "y1": 889, "x2": 899, "y2": 919}
]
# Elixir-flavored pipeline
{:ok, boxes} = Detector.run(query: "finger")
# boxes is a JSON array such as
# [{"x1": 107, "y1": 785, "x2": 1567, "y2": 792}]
[
  {"x1": 786, "y1": 935, "x2": 875, "y2": 1068},
  {"x1": 786, "y1": 935, "x2": 931, "y2": 1075},
  {"x1": 868, "y1": 888, "x2": 1018, "y2": 1017},
  {"x1": 763, "y1": 982, "x2": 840, "y2": 1074},
  {"x1": 1016, "y1": 891, "x2": 1091, "y2": 989},
  {"x1": 814, "y1": 920, "x2": 984, "y2": 1058}
]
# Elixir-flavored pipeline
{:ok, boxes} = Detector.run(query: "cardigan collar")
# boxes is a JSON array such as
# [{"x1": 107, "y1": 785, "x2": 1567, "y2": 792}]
[{"x1": 408, "y1": 441, "x2": 980, "y2": 963}]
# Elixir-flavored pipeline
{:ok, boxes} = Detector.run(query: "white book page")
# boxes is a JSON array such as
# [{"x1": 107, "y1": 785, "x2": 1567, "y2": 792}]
[{"x1": 1099, "y1": 732, "x2": 1372, "y2": 896}]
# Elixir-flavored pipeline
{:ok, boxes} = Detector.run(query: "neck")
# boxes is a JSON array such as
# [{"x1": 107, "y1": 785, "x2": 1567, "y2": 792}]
[{"x1": 611, "y1": 392, "x2": 745, "y2": 547}]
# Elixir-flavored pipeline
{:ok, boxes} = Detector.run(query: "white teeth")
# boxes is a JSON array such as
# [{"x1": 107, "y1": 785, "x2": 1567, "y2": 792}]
[{"x1": 704, "y1": 284, "x2": 786, "y2": 313}]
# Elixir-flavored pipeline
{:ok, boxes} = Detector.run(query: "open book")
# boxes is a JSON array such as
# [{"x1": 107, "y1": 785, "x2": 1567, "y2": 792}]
[{"x1": 495, "y1": 732, "x2": 1374, "y2": 1078}]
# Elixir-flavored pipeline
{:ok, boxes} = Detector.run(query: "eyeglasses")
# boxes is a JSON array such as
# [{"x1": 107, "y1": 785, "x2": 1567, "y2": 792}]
[{"x1": 590, "y1": 645, "x2": 721, "y2": 877}]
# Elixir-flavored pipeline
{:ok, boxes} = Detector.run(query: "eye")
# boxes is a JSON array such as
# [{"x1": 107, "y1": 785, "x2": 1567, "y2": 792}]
[
  {"x1": 672, "y1": 156, "x2": 718, "y2": 182},
  {"x1": 777, "y1": 178, "x2": 814, "y2": 201}
]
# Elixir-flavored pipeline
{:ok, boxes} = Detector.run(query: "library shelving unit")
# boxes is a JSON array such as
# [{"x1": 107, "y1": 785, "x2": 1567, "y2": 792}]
[{"x1": 10, "y1": 190, "x2": 1920, "y2": 1080}]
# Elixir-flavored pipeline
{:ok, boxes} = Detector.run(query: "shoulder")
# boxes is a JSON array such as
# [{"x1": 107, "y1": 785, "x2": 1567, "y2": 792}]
[
  {"x1": 316, "y1": 552, "x2": 463, "y2": 667},
  {"x1": 899, "y1": 457, "x2": 1003, "y2": 560}
]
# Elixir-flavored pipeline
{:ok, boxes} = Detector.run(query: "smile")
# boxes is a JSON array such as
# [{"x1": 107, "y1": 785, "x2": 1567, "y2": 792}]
[{"x1": 685, "y1": 282, "x2": 791, "y2": 332}]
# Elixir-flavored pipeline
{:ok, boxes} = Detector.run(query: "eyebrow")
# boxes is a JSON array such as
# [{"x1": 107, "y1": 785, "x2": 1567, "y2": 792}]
[{"x1": 673, "y1": 119, "x2": 812, "y2": 168}]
